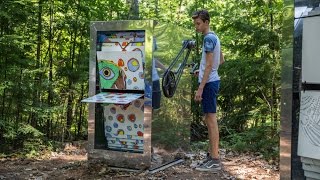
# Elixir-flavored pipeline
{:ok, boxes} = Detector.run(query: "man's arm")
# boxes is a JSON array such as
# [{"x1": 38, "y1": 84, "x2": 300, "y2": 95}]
[
  {"x1": 220, "y1": 50, "x2": 225, "y2": 65},
  {"x1": 195, "y1": 52, "x2": 214, "y2": 101},
  {"x1": 199, "y1": 52, "x2": 213, "y2": 89},
  {"x1": 155, "y1": 59, "x2": 166, "y2": 71}
]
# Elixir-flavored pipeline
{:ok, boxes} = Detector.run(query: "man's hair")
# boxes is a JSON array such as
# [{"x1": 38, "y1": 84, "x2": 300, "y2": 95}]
[{"x1": 192, "y1": 9, "x2": 210, "y2": 23}]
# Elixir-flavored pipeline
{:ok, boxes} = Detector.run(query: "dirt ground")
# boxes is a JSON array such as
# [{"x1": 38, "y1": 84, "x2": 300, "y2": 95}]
[{"x1": 0, "y1": 142, "x2": 279, "y2": 180}]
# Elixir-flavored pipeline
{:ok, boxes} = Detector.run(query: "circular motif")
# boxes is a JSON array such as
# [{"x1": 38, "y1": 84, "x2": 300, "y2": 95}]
[
  {"x1": 134, "y1": 124, "x2": 138, "y2": 128},
  {"x1": 110, "y1": 107, "x2": 116, "y2": 114},
  {"x1": 105, "y1": 126, "x2": 112, "y2": 132},
  {"x1": 116, "y1": 114, "x2": 125, "y2": 123},
  {"x1": 128, "y1": 114, "x2": 136, "y2": 123},
  {"x1": 134, "y1": 100, "x2": 141, "y2": 108},
  {"x1": 127, "y1": 126, "x2": 132, "y2": 131},
  {"x1": 127, "y1": 58, "x2": 140, "y2": 72},
  {"x1": 118, "y1": 58, "x2": 124, "y2": 67},
  {"x1": 113, "y1": 122, "x2": 118, "y2": 128},
  {"x1": 108, "y1": 116, "x2": 113, "y2": 121},
  {"x1": 133, "y1": 77, "x2": 137, "y2": 82},
  {"x1": 124, "y1": 67, "x2": 128, "y2": 71},
  {"x1": 105, "y1": 133, "x2": 112, "y2": 138},
  {"x1": 127, "y1": 79, "x2": 132, "y2": 85},
  {"x1": 137, "y1": 131, "x2": 143, "y2": 136},
  {"x1": 99, "y1": 67, "x2": 115, "y2": 80},
  {"x1": 117, "y1": 129, "x2": 125, "y2": 135}
]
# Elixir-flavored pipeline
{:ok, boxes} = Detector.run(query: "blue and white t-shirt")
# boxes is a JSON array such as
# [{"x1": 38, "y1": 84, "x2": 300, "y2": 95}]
[
  {"x1": 198, "y1": 32, "x2": 221, "y2": 83},
  {"x1": 152, "y1": 37, "x2": 160, "y2": 81}
]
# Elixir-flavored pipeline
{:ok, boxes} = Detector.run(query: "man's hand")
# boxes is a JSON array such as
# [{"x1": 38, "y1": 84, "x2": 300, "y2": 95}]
[{"x1": 194, "y1": 87, "x2": 203, "y2": 102}]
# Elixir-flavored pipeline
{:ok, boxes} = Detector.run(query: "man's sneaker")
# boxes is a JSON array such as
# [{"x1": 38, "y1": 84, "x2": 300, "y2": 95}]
[
  {"x1": 198, "y1": 152, "x2": 211, "y2": 166},
  {"x1": 195, "y1": 157, "x2": 221, "y2": 172}
]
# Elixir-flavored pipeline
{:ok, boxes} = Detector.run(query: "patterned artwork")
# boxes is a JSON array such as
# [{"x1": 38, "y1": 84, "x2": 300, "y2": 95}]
[
  {"x1": 104, "y1": 99, "x2": 144, "y2": 152},
  {"x1": 97, "y1": 51, "x2": 144, "y2": 90},
  {"x1": 92, "y1": 30, "x2": 146, "y2": 153},
  {"x1": 101, "y1": 39, "x2": 145, "y2": 65},
  {"x1": 298, "y1": 91, "x2": 320, "y2": 159},
  {"x1": 81, "y1": 92, "x2": 143, "y2": 104}
]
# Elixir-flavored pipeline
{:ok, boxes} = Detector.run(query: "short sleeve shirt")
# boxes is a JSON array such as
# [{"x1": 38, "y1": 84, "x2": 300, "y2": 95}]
[{"x1": 198, "y1": 32, "x2": 221, "y2": 83}]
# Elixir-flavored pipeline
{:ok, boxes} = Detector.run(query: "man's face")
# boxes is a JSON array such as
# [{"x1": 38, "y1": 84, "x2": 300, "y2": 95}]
[{"x1": 193, "y1": 18, "x2": 207, "y2": 34}]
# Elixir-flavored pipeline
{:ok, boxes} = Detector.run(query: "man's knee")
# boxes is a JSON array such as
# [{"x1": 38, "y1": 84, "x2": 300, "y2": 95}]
[{"x1": 205, "y1": 113, "x2": 217, "y2": 127}]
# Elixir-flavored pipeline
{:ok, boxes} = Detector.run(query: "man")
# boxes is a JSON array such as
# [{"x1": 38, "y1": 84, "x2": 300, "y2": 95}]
[{"x1": 192, "y1": 9, "x2": 224, "y2": 172}]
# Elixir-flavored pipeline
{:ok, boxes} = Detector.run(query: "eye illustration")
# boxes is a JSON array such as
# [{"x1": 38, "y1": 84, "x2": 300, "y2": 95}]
[{"x1": 99, "y1": 67, "x2": 115, "y2": 80}]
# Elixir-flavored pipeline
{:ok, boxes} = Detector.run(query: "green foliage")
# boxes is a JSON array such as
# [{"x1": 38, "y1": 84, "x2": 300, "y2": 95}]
[
  {"x1": 0, "y1": 0, "x2": 282, "y2": 159},
  {"x1": 220, "y1": 125, "x2": 279, "y2": 160},
  {"x1": 0, "y1": 120, "x2": 46, "y2": 156}
]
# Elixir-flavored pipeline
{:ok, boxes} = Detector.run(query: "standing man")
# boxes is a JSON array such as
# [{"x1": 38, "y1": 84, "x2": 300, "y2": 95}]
[{"x1": 192, "y1": 9, "x2": 224, "y2": 172}]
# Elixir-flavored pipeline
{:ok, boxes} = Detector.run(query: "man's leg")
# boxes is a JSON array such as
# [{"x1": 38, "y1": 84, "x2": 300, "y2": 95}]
[
  {"x1": 196, "y1": 81, "x2": 221, "y2": 171},
  {"x1": 205, "y1": 113, "x2": 219, "y2": 159},
  {"x1": 195, "y1": 112, "x2": 220, "y2": 171}
]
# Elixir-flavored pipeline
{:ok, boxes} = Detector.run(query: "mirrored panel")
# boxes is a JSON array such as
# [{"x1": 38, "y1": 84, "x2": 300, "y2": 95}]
[{"x1": 151, "y1": 22, "x2": 194, "y2": 167}]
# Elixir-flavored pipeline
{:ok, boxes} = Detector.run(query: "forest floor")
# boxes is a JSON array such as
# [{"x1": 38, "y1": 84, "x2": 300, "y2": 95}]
[{"x1": 0, "y1": 141, "x2": 279, "y2": 180}]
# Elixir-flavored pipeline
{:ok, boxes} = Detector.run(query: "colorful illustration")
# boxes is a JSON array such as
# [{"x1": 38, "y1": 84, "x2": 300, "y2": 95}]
[
  {"x1": 101, "y1": 42, "x2": 145, "y2": 59},
  {"x1": 92, "y1": 31, "x2": 146, "y2": 153},
  {"x1": 81, "y1": 92, "x2": 143, "y2": 104},
  {"x1": 98, "y1": 61, "x2": 126, "y2": 89},
  {"x1": 97, "y1": 51, "x2": 144, "y2": 90},
  {"x1": 104, "y1": 99, "x2": 144, "y2": 152}
]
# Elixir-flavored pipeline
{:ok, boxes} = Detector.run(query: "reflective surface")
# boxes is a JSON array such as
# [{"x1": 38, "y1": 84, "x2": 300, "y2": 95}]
[
  {"x1": 151, "y1": 22, "x2": 194, "y2": 166},
  {"x1": 280, "y1": 0, "x2": 294, "y2": 179},
  {"x1": 281, "y1": 0, "x2": 320, "y2": 178}
]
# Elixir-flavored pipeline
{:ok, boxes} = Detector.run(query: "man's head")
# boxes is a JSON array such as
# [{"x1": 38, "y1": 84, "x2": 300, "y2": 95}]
[{"x1": 192, "y1": 10, "x2": 210, "y2": 34}]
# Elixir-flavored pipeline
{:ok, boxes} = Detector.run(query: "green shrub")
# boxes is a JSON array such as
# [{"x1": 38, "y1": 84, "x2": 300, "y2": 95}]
[
  {"x1": 221, "y1": 125, "x2": 279, "y2": 160},
  {"x1": 0, "y1": 120, "x2": 49, "y2": 157}
]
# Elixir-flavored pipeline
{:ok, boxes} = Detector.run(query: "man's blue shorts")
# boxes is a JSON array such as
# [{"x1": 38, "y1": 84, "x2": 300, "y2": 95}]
[{"x1": 201, "y1": 80, "x2": 220, "y2": 114}]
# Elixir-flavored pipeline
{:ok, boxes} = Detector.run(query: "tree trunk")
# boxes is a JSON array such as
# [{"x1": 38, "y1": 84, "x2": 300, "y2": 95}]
[
  {"x1": 1, "y1": 57, "x2": 7, "y2": 120},
  {"x1": 47, "y1": 0, "x2": 54, "y2": 138},
  {"x1": 16, "y1": 68, "x2": 23, "y2": 123},
  {"x1": 127, "y1": 0, "x2": 139, "y2": 19},
  {"x1": 0, "y1": 16, "x2": 8, "y2": 121},
  {"x1": 66, "y1": 3, "x2": 79, "y2": 140},
  {"x1": 77, "y1": 84, "x2": 85, "y2": 138},
  {"x1": 269, "y1": 0, "x2": 278, "y2": 132},
  {"x1": 31, "y1": 0, "x2": 43, "y2": 128}
]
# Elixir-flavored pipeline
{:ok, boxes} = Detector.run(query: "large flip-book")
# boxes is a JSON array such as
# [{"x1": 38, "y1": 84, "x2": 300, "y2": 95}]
[{"x1": 82, "y1": 21, "x2": 153, "y2": 169}]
